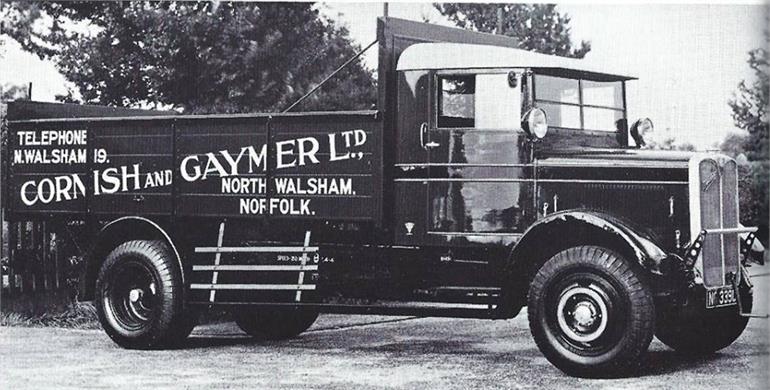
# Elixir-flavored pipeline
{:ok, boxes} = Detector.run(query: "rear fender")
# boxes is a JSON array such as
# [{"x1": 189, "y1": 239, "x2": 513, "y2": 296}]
[{"x1": 81, "y1": 216, "x2": 183, "y2": 300}]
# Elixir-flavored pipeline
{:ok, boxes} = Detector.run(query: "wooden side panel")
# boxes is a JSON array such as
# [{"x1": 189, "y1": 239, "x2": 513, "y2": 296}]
[
  {"x1": 7, "y1": 112, "x2": 383, "y2": 223},
  {"x1": 6, "y1": 100, "x2": 173, "y2": 121},
  {"x1": 174, "y1": 113, "x2": 383, "y2": 222},
  {"x1": 89, "y1": 119, "x2": 175, "y2": 216},
  {"x1": 7, "y1": 121, "x2": 91, "y2": 214},
  {"x1": 268, "y1": 113, "x2": 382, "y2": 222},
  {"x1": 175, "y1": 116, "x2": 269, "y2": 217},
  {"x1": 7, "y1": 118, "x2": 176, "y2": 216}
]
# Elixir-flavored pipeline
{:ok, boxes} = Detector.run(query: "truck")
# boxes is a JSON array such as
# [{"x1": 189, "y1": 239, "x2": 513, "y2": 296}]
[{"x1": 2, "y1": 17, "x2": 764, "y2": 377}]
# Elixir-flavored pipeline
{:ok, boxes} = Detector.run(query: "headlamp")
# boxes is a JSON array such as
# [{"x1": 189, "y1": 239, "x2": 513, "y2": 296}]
[{"x1": 522, "y1": 107, "x2": 548, "y2": 139}]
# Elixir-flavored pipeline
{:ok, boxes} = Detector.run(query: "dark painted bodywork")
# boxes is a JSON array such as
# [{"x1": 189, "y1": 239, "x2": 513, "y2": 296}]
[{"x1": 3, "y1": 18, "x2": 706, "y2": 319}]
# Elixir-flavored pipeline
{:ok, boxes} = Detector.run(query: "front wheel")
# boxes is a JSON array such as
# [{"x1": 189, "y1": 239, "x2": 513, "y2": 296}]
[
  {"x1": 528, "y1": 246, "x2": 655, "y2": 377},
  {"x1": 95, "y1": 240, "x2": 188, "y2": 349},
  {"x1": 655, "y1": 275, "x2": 752, "y2": 354},
  {"x1": 233, "y1": 307, "x2": 318, "y2": 340}
]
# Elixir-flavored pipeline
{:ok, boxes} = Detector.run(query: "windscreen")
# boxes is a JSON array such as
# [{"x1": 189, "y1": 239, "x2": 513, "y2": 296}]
[{"x1": 534, "y1": 74, "x2": 625, "y2": 132}]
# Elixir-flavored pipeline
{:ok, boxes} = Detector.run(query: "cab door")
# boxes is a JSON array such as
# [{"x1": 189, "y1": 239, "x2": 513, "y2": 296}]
[
  {"x1": 425, "y1": 70, "x2": 535, "y2": 247},
  {"x1": 393, "y1": 70, "x2": 432, "y2": 245}
]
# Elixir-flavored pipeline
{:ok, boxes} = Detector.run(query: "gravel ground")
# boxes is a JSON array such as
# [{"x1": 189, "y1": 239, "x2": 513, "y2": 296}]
[{"x1": 1, "y1": 265, "x2": 768, "y2": 390}]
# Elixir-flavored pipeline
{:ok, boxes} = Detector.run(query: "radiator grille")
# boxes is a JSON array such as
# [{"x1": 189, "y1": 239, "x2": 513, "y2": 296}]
[{"x1": 695, "y1": 157, "x2": 740, "y2": 287}]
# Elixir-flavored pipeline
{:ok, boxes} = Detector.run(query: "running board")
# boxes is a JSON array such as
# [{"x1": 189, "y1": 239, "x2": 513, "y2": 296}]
[
  {"x1": 186, "y1": 301, "x2": 501, "y2": 319},
  {"x1": 416, "y1": 286, "x2": 501, "y2": 305}
]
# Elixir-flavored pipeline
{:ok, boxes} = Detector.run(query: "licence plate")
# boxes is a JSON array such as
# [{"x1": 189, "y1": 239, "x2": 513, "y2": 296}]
[{"x1": 706, "y1": 286, "x2": 738, "y2": 308}]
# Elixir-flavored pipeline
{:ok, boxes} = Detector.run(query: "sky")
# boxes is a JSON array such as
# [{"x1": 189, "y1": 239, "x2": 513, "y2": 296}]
[
  {"x1": 1, "y1": 2, "x2": 766, "y2": 149},
  {"x1": 317, "y1": 2, "x2": 766, "y2": 149}
]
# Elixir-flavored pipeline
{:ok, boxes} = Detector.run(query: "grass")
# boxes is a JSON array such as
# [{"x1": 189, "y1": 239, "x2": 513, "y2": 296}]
[
  {"x1": 0, "y1": 303, "x2": 230, "y2": 329},
  {"x1": 0, "y1": 302, "x2": 100, "y2": 329}
]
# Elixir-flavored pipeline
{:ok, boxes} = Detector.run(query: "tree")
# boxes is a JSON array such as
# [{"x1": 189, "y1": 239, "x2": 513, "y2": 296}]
[
  {"x1": 0, "y1": 1, "x2": 376, "y2": 114},
  {"x1": 644, "y1": 127, "x2": 696, "y2": 151},
  {"x1": 722, "y1": 34, "x2": 769, "y2": 243},
  {"x1": 433, "y1": 3, "x2": 590, "y2": 58},
  {"x1": 728, "y1": 46, "x2": 768, "y2": 161},
  {"x1": 0, "y1": 82, "x2": 27, "y2": 269},
  {"x1": 0, "y1": 83, "x2": 29, "y2": 102},
  {"x1": 719, "y1": 132, "x2": 748, "y2": 158}
]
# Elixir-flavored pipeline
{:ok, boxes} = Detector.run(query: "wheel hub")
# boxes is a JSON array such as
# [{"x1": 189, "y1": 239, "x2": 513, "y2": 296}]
[
  {"x1": 104, "y1": 260, "x2": 159, "y2": 331},
  {"x1": 572, "y1": 301, "x2": 597, "y2": 328},
  {"x1": 129, "y1": 288, "x2": 143, "y2": 303},
  {"x1": 556, "y1": 285, "x2": 609, "y2": 343}
]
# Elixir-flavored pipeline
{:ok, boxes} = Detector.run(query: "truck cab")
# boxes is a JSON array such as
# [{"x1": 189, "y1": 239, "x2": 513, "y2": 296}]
[
  {"x1": 393, "y1": 43, "x2": 635, "y2": 248},
  {"x1": 385, "y1": 40, "x2": 762, "y2": 376}
]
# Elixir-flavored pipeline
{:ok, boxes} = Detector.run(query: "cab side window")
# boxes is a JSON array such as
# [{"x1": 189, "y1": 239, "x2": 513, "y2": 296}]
[
  {"x1": 438, "y1": 75, "x2": 475, "y2": 128},
  {"x1": 437, "y1": 73, "x2": 521, "y2": 129}
]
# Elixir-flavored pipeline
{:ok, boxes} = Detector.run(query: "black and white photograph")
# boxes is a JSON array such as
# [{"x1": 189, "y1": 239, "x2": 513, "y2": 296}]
[{"x1": 1, "y1": 1, "x2": 768, "y2": 388}]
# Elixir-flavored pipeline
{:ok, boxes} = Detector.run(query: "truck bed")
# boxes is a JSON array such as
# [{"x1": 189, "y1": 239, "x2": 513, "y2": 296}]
[{"x1": 6, "y1": 110, "x2": 383, "y2": 223}]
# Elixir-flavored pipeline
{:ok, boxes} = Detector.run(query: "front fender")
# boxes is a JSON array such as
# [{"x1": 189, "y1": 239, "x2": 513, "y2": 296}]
[
  {"x1": 511, "y1": 210, "x2": 668, "y2": 274},
  {"x1": 497, "y1": 210, "x2": 669, "y2": 318},
  {"x1": 492, "y1": 210, "x2": 668, "y2": 318},
  {"x1": 509, "y1": 210, "x2": 668, "y2": 285}
]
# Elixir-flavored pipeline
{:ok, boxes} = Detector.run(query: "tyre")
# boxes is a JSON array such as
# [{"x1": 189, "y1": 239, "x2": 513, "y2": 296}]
[
  {"x1": 95, "y1": 240, "x2": 188, "y2": 349},
  {"x1": 233, "y1": 307, "x2": 319, "y2": 340},
  {"x1": 655, "y1": 275, "x2": 751, "y2": 354},
  {"x1": 166, "y1": 309, "x2": 199, "y2": 346},
  {"x1": 528, "y1": 245, "x2": 655, "y2": 377}
]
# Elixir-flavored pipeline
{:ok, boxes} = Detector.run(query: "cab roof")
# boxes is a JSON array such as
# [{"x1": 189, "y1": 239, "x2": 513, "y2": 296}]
[{"x1": 396, "y1": 43, "x2": 636, "y2": 82}]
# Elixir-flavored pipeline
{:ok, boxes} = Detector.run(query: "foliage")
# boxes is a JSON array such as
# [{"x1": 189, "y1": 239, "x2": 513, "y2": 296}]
[
  {"x1": 738, "y1": 161, "x2": 769, "y2": 243},
  {"x1": 728, "y1": 47, "x2": 768, "y2": 161},
  {"x1": 720, "y1": 133, "x2": 768, "y2": 242},
  {"x1": 1, "y1": 83, "x2": 30, "y2": 101},
  {"x1": 0, "y1": 1, "x2": 376, "y2": 113},
  {"x1": 719, "y1": 132, "x2": 748, "y2": 158},
  {"x1": 0, "y1": 301, "x2": 99, "y2": 328},
  {"x1": 644, "y1": 127, "x2": 696, "y2": 151},
  {"x1": 433, "y1": 3, "x2": 590, "y2": 58},
  {"x1": 722, "y1": 30, "x2": 769, "y2": 242}
]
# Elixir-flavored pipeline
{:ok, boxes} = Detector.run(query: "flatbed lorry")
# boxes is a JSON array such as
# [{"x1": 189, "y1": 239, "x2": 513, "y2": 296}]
[{"x1": 2, "y1": 17, "x2": 764, "y2": 377}]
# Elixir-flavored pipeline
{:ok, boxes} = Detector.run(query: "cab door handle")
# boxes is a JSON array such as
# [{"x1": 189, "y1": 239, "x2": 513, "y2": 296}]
[{"x1": 420, "y1": 122, "x2": 440, "y2": 150}]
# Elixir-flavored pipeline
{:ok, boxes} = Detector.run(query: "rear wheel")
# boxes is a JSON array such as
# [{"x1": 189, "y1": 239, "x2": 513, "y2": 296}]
[
  {"x1": 528, "y1": 245, "x2": 655, "y2": 377},
  {"x1": 166, "y1": 309, "x2": 199, "y2": 346},
  {"x1": 233, "y1": 308, "x2": 318, "y2": 340},
  {"x1": 656, "y1": 276, "x2": 752, "y2": 354},
  {"x1": 95, "y1": 240, "x2": 189, "y2": 349}
]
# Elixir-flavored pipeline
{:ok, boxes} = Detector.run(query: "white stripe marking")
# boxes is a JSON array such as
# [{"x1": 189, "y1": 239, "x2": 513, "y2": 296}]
[
  {"x1": 195, "y1": 246, "x2": 319, "y2": 253},
  {"x1": 296, "y1": 231, "x2": 312, "y2": 302},
  {"x1": 209, "y1": 222, "x2": 226, "y2": 303},
  {"x1": 191, "y1": 284, "x2": 316, "y2": 291},
  {"x1": 194, "y1": 265, "x2": 318, "y2": 272}
]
